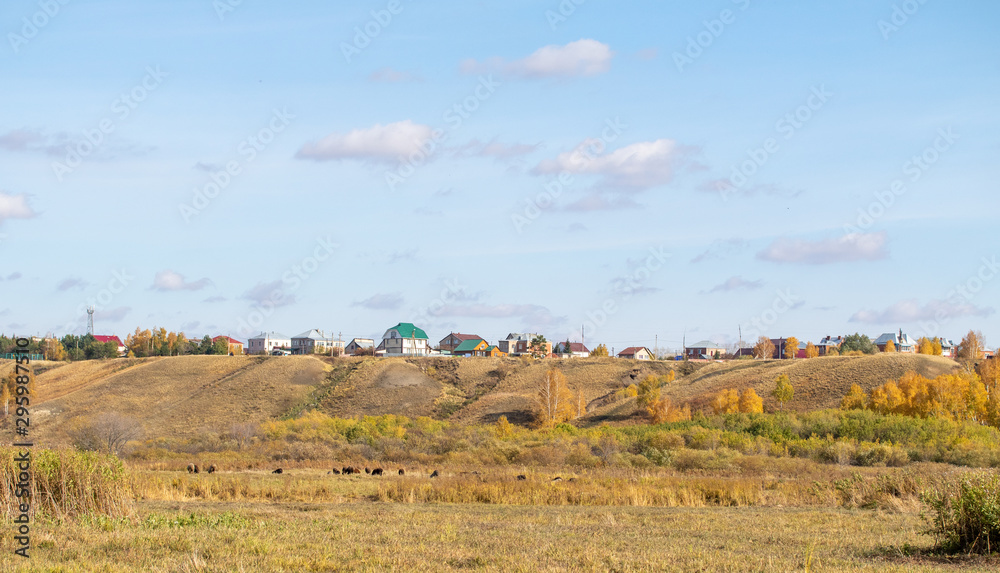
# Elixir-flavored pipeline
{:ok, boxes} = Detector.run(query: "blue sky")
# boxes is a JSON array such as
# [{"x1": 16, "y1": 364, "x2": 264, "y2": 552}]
[{"x1": 1, "y1": 0, "x2": 997, "y2": 352}]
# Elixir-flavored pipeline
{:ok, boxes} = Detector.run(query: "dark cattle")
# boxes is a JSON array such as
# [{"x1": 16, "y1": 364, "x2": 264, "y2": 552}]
[
  {"x1": 398, "y1": 469, "x2": 405, "y2": 476},
  {"x1": 516, "y1": 475, "x2": 527, "y2": 481},
  {"x1": 371, "y1": 468, "x2": 384, "y2": 476},
  {"x1": 430, "y1": 470, "x2": 440, "y2": 478},
  {"x1": 186, "y1": 463, "x2": 195, "y2": 474},
  {"x1": 329, "y1": 468, "x2": 341, "y2": 475},
  {"x1": 207, "y1": 464, "x2": 217, "y2": 474},
  {"x1": 192, "y1": 464, "x2": 200, "y2": 474},
  {"x1": 272, "y1": 468, "x2": 283, "y2": 474},
  {"x1": 342, "y1": 466, "x2": 352, "y2": 474},
  {"x1": 551, "y1": 476, "x2": 563, "y2": 482}
]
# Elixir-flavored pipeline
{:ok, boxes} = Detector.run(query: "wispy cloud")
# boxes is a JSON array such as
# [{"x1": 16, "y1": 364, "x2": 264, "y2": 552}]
[
  {"x1": 353, "y1": 292, "x2": 404, "y2": 310},
  {"x1": 57, "y1": 277, "x2": 87, "y2": 291},
  {"x1": 691, "y1": 239, "x2": 747, "y2": 263},
  {"x1": 296, "y1": 120, "x2": 434, "y2": 163},
  {"x1": 757, "y1": 232, "x2": 888, "y2": 264},
  {"x1": 533, "y1": 139, "x2": 698, "y2": 189},
  {"x1": 151, "y1": 270, "x2": 212, "y2": 292},
  {"x1": 95, "y1": 306, "x2": 131, "y2": 322},
  {"x1": 705, "y1": 276, "x2": 763, "y2": 294},
  {"x1": 850, "y1": 299, "x2": 994, "y2": 324},
  {"x1": 461, "y1": 39, "x2": 613, "y2": 79},
  {"x1": 243, "y1": 280, "x2": 296, "y2": 308}
]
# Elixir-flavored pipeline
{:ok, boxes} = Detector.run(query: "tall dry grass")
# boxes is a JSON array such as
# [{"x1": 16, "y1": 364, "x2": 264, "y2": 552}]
[{"x1": 0, "y1": 448, "x2": 134, "y2": 519}]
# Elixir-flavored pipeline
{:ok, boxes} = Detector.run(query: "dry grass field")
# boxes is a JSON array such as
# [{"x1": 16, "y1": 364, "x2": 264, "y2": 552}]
[{"x1": 29, "y1": 355, "x2": 329, "y2": 445}]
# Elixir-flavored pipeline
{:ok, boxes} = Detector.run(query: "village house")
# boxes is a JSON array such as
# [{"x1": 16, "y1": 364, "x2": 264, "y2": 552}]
[
  {"x1": 685, "y1": 340, "x2": 726, "y2": 360},
  {"x1": 817, "y1": 335, "x2": 844, "y2": 356},
  {"x1": 344, "y1": 338, "x2": 375, "y2": 355},
  {"x1": 378, "y1": 322, "x2": 430, "y2": 356},
  {"x1": 498, "y1": 333, "x2": 550, "y2": 356},
  {"x1": 93, "y1": 335, "x2": 127, "y2": 356},
  {"x1": 554, "y1": 341, "x2": 590, "y2": 358},
  {"x1": 438, "y1": 332, "x2": 483, "y2": 352},
  {"x1": 874, "y1": 330, "x2": 918, "y2": 353},
  {"x1": 452, "y1": 338, "x2": 489, "y2": 357},
  {"x1": 290, "y1": 329, "x2": 344, "y2": 355},
  {"x1": 211, "y1": 336, "x2": 244, "y2": 355},
  {"x1": 247, "y1": 332, "x2": 291, "y2": 355},
  {"x1": 618, "y1": 346, "x2": 653, "y2": 360}
]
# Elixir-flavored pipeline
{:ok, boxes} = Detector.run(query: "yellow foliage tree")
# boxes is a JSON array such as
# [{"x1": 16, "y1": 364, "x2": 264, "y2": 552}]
[
  {"x1": 884, "y1": 338, "x2": 895, "y2": 353},
  {"x1": 957, "y1": 330, "x2": 985, "y2": 362},
  {"x1": 753, "y1": 336, "x2": 775, "y2": 360},
  {"x1": 738, "y1": 388, "x2": 764, "y2": 413},
  {"x1": 589, "y1": 344, "x2": 609, "y2": 357},
  {"x1": 711, "y1": 388, "x2": 740, "y2": 414},
  {"x1": 841, "y1": 384, "x2": 867, "y2": 410},
  {"x1": 784, "y1": 337, "x2": 799, "y2": 360},
  {"x1": 771, "y1": 374, "x2": 793, "y2": 411},
  {"x1": 535, "y1": 369, "x2": 575, "y2": 428},
  {"x1": 805, "y1": 342, "x2": 819, "y2": 359}
]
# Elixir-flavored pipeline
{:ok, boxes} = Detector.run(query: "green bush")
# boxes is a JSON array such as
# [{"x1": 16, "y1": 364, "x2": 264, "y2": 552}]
[{"x1": 922, "y1": 472, "x2": 1000, "y2": 554}]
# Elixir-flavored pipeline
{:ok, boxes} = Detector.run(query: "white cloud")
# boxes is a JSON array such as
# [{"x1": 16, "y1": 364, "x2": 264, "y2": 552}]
[
  {"x1": 296, "y1": 120, "x2": 435, "y2": 163},
  {"x1": 461, "y1": 39, "x2": 613, "y2": 79},
  {"x1": 151, "y1": 270, "x2": 212, "y2": 292},
  {"x1": 533, "y1": 139, "x2": 695, "y2": 189},
  {"x1": 353, "y1": 293, "x2": 404, "y2": 310},
  {"x1": 757, "y1": 232, "x2": 888, "y2": 264},
  {"x1": 95, "y1": 306, "x2": 131, "y2": 323},
  {"x1": 57, "y1": 277, "x2": 87, "y2": 291},
  {"x1": 850, "y1": 299, "x2": 995, "y2": 324},
  {"x1": 706, "y1": 276, "x2": 763, "y2": 294},
  {"x1": 0, "y1": 191, "x2": 38, "y2": 222}
]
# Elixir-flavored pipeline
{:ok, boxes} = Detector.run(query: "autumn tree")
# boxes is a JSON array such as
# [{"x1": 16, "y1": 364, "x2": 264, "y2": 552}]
[
  {"x1": 783, "y1": 337, "x2": 799, "y2": 360},
  {"x1": 535, "y1": 368, "x2": 575, "y2": 428},
  {"x1": 771, "y1": 374, "x2": 794, "y2": 411},
  {"x1": 884, "y1": 338, "x2": 895, "y2": 353},
  {"x1": 840, "y1": 384, "x2": 867, "y2": 410},
  {"x1": 589, "y1": 344, "x2": 609, "y2": 357},
  {"x1": 44, "y1": 338, "x2": 67, "y2": 361},
  {"x1": 957, "y1": 330, "x2": 985, "y2": 363},
  {"x1": 805, "y1": 342, "x2": 819, "y2": 359},
  {"x1": 738, "y1": 388, "x2": 764, "y2": 413},
  {"x1": 711, "y1": 388, "x2": 740, "y2": 414},
  {"x1": 753, "y1": 336, "x2": 775, "y2": 360},
  {"x1": 68, "y1": 413, "x2": 143, "y2": 456}
]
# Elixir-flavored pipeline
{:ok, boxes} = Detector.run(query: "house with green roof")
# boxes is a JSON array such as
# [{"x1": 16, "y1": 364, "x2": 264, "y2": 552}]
[
  {"x1": 378, "y1": 322, "x2": 430, "y2": 356},
  {"x1": 452, "y1": 338, "x2": 488, "y2": 356}
]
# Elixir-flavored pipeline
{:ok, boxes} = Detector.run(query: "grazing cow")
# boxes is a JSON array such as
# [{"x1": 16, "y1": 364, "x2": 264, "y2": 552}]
[
  {"x1": 207, "y1": 464, "x2": 217, "y2": 474},
  {"x1": 192, "y1": 464, "x2": 200, "y2": 474},
  {"x1": 516, "y1": 475, "x2": 527, "y2": 481},
  {"x1": 398, "y1": 469, "x2": 405, "y2": 476},
  {"x1": 186, "y1": 463, "x2": 195, "y2": 474},
  {"x1": 372, "y1": 468, "x2": 384, "y2": 476},
  {"x1": 430, "y1": 470, "x2": 440, "y2": 478},
  {"x1": 329, "y1": 468, "x2": 341, "y2": 475},
  {"x1": 272, "y1": 468, "x2": 283, "y2": 474},
  {"x1": 364, "y1": 467, "x2": 371, "y2": 474},
  {"x1": 551, "y1": 476, "x2": 563, "y2": 482}
]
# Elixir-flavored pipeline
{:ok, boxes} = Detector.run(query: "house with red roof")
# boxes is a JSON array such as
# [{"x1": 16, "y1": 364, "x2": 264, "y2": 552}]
[
  {"x1": 93, "y1": 335, "x2": 126, "y2": 356},
  {"x1": 617, "y1": 346, "x2": 653, "y2": 360},
  {"x1": 439, "y1": 332, "x2": 483, "y2": 353},
  {"x1": 554, "y1": 341, "x2": 590, "y2": 358},
  {"x1": 212, "y1": 335, "x2": 244, "y2": 355}
]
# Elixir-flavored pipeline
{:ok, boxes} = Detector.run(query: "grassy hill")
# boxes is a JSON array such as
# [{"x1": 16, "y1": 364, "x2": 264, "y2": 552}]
[{"x1": 9, "y1": 352, "x2": 960, "y2": 444}]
